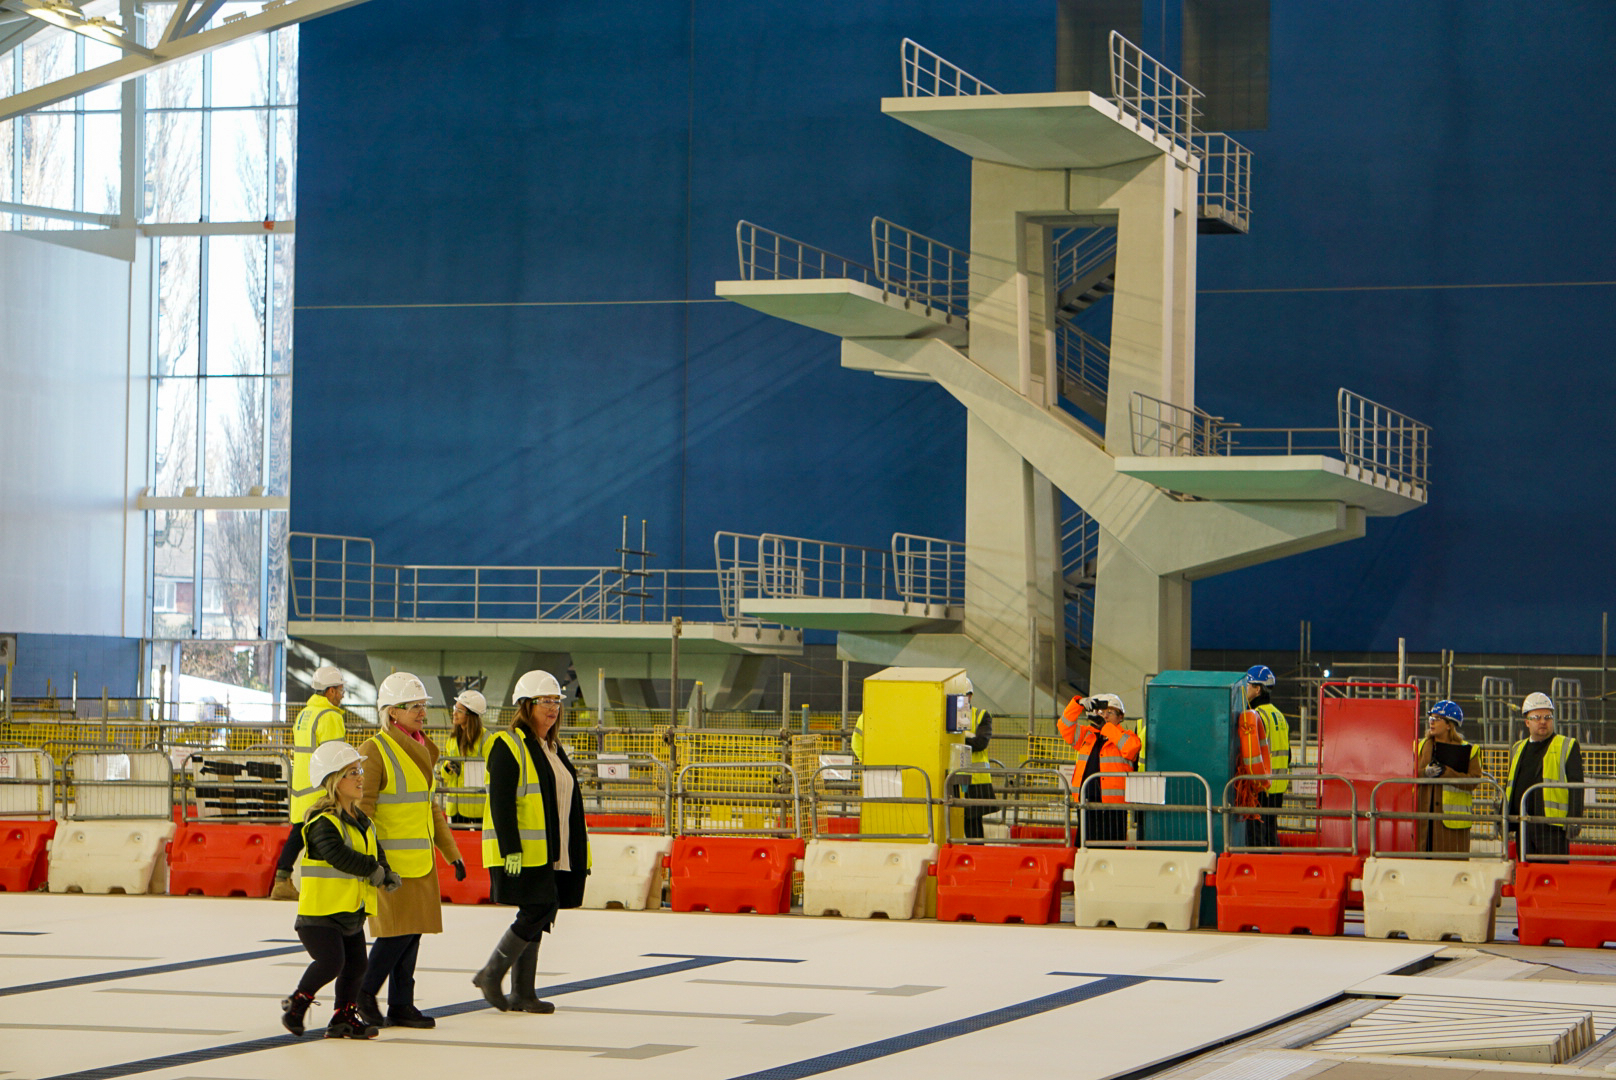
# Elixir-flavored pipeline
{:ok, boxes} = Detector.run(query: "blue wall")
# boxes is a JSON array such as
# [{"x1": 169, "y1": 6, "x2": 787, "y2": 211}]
[
  {"x1": 293, "y1": 1, "x2": 1616, "y2": 655},
  {"x1": 4, "y1": 634, "x2": 141, "y2": 699}
]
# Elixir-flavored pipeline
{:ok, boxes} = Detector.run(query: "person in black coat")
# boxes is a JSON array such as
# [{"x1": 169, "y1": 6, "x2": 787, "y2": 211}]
[{"x1": 471, "y1": 669, "x2": 589, "y2": 1013}]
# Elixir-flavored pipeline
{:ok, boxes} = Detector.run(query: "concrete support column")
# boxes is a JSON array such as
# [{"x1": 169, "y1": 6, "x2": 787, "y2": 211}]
[{"x1": 1087, "y1": 533, "x2": 1190, "y2": 704}]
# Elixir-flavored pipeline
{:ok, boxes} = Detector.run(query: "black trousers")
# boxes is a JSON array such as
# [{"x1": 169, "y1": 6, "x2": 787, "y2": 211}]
[
  {"x1": 957, "y1": 782, "x2": 995, "y2": 840},
  {"x1": 1248, "y1": 791, "x2": 1283, "y2": 848},
  {"x1": 511, "y1": 899, "x2": 560, "y2": 942},
  {"x1": 276, "y1": 822, "x2": 305, "y2": 873},
  {"x1": 294, "y1": 926, "x2": 367, "y2": 1005},
  {"x1": 1084, "y1": 807, "x2": 1126, "y2": 843},
  {"x1": 361, "y1": 933, "x2": 421, "y2": 1012},
  {"x1": 1515, "y1": 821, "x2": 1571, "y2": 861}
]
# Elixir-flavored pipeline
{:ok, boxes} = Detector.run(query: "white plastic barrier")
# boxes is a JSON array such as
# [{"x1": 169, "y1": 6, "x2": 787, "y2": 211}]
[
  {"x1": 581, "y1": 834, "x2": 673, "y2": 911},
  {"x1": 47, "y1": 819, "x2": 175, "y2": 895},
  {"x1": 1359, "y1": 857, "x2": 1513, "y2": 943},
  {"x1": 1068, "y1": 848, "x2": 1216, "y2": 931},
  {"x1": 801, "y1": 839, "x2": 938, "y2": 920}
]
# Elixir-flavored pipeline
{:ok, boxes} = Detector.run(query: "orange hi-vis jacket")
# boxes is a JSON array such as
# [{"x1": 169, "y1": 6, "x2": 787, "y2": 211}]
[
  {"x1": 1233, "y1": 709, "x2": 1272, "y2": 814},
  {"x1": 1059, "y1": 696, "x2": 1142, "y2": 803}
]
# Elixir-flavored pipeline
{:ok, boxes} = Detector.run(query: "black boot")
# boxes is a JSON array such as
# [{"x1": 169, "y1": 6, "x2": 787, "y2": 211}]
[
  {"x1": 355, "y1": 989, "x2": 387, "y2": 1029},
  {"x1": 325, "y1": 1003, "x2": 379, "y2": 1040},
  {"x1": 506, "y1": 938, "x2": 554, "y2": 1013},
  {"x1": 387, "y1": 1004, "x2": 436, "y2": 1029},
  {"x1": 280, "y1": 991, "x2": 314, "y2": 1036},
  {"x1": 471, "y1": 928, "x2": 527, "y2": 1011}
]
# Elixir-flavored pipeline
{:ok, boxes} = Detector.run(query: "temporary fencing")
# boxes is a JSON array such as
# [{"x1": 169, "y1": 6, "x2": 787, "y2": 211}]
[
  {"x1": 1071, "y1": 772, "x2": 1215, "y2": 930},
  {"x1": 175, "y1": 748, "x2": 291, "y2": 823},
  {"x1": 0, "y1": 746, "x2": 55, "y2": 818},
  {"x1": 1514, "y1": 780, "x2": 1616, "y2": 947},
  {"x1": 943, "y1": 765, "x2": 1075, "y2": 845},
  {"x1": 1217, "y1": 774, "x2": 1362, "y2": 936},
  {"x1": 808, "y1": 763, "x2": 935, "y2": 841}
]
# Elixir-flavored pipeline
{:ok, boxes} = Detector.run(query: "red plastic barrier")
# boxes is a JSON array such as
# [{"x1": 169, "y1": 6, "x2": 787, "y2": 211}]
[
  {"x1": 1515, "y1": 861, "x2": 1616, "y2": 948},
  {"x1": 933, "y1": 845, "x2": 1075, "y2": 925},
  {"x1": 667, "y1": 836, "x2": 805, "y2": 914},
  {"x1": 1216, "y1": 853, "x2": 1362, "y2": 936},
  {"x1": 438, "y1": 828, "x2": 492, "y2": 904},
  {"x1": 585, "y1": 813, "x2": 665, "y2": 833},
  {"x1": 822, "y1": 817, "x2": 860, "y2": 835},
  {"x1": 1010, "y1": 825, "x2": 1073, "y2": 842},
  {"x1": 167, "y1": 823, "x2": 290, "y2": 898},
  {"x1": 0, "y1": 820, "x2": 57, "y2": 892},
  {"x1": 1317, "y1": 688, "x2": 1419, "y2": 855}
]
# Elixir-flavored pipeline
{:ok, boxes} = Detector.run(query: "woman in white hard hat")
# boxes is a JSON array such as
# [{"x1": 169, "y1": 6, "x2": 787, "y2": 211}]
[
  {"x1": 353, "y1": 672, "x2": 468, "y2": 1030},
  {"x1": 280, "y1": 740, "x2": 400, "y2": 1040},
  {"x1": 272, "y1": 664, "x2": 349, "y2": 901},
  {"x1": 438, "y1": 689, "x2": 493, "y2": 825},
  {"x1": 471, "y1": 669, "x2": 590, "y2": 1013}
]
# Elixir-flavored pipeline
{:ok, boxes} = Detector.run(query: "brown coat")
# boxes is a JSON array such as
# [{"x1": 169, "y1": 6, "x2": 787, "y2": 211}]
[
  {"x1": 1415, "y1": 736, "x2": 1483, "y2": 853},
  {"x1": 359, "y1": 722, "x2": 461, "y2": 937}
]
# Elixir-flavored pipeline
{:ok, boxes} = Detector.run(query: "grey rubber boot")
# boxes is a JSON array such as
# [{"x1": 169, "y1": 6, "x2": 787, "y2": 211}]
[
  {"x1": 471, "y1": 929, "x2": 526, "y2": 1011},
  {"x1": 506, "y1": 938, "x2": 554, "y2": 1013}
]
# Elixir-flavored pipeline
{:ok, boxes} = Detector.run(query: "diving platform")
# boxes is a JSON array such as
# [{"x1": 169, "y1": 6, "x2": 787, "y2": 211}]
[
  {"x1": 736, "y1": 597, "x2": 960, "y2": 633},
  {"x1": 715, "y1": 277, "x2": 966, "y2": 346},
  {"x1": 1114, "y1": 455, "x2": 1427, "y2": 517},
  {"x1": 286, "y1": 619, "x2": 803, "y2": 656}
]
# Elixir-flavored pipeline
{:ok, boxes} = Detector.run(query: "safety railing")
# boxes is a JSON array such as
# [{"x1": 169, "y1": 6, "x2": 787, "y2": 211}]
[
  {"x1": 1056, "y1": 322, "x2": 1110, "y2": 405},
  {"x1": 1221, "y1": 774, "x2": 1360, "y2": 855},
  {"x1": 1479, "y1": 676, "x2": 1516, "y2": 745},
  {"x1": 1366, "y1": 775, "x2": 1506, "y2": 859},
  {"x1": 1129, "y1": 390, "x2": 1235, "y2": 457},
  {"x1": 736, "y1": 220, "x2": 883, "y2": 287},
  {"x1": 64, "y1": 750, "x2": 173, "y2": 820},
  {"x1": 571, "y1": 752, "x2": 673, "y2": 834},
  {"x1": 674, "y1": 761, "x2": 800, "y2": 838},
  {"x1": 176, "y1": 748, "x2": 291, "y2": 824},
  {"x1": 1517, "y1": 780, "x2": 1616, "y2": 862},
  {"x1": 1108, "y1": 31, "x2": 1201, "y2": 155},
  {"x1": 899, "y1": 37, "x2": 999, "y2": 97},
  {"x1": 0, "y1": 746, "x2": 55, "y2": 819},
  {"x1": 1192, "y1": 132, "x2": 1252, "y2": 231},
  {"x1": 1079, "y1": 771, "x2": 1212, "y2": 850},
  {"x1": 944, "y1": 765, "x2": 1076, "y2": 846},
  {"x1": 891, "y1": 533, "x2": 965, "y2": 607},
  {"x1": 759, "y1": 534, "x2": 889, "y2": 601},
  {"x1": 871, "y1": 217, "x2": 969, "y2": 321},
  {"x1": 1337, "y1": 389, "x2": 1430, "y2": 499},
  {"x1": 809, "y1": 763, "x2": 937, "y2": 843},
  {"x1": 716, "y1": 530, "x2": 964, "y2": 612},
  {"x1": 1053, "y1": 226, "x2": 1118, "y2": 301}
]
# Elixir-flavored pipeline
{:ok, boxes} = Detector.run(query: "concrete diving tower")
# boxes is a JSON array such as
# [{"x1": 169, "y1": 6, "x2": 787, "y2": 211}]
[{"x1": 716, "y1": 37, "x2": 1428, "y2": 713}]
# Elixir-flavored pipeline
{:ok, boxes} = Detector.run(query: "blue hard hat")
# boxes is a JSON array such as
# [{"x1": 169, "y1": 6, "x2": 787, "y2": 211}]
[
  {"x1": 1246, "y1": 665, "x2": 1276, "y2": 687},
  {"x1": 1428, "y1": 699, "x2": 1464, "y2": 724}
]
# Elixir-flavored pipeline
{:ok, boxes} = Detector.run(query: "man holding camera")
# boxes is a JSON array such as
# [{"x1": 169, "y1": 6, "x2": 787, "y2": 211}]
[{"x1": 1058, "y1": 692, "x2": 1141, "y2": 842}]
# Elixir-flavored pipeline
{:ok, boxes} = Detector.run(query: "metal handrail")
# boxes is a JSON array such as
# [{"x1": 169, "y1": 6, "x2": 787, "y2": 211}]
[
  {"x1": 1129, "y1": 390, "x2": 1234, "y2": 456},
  {"x1": 944, "y1": 765, "x2": 1075, "y2": 846},
  {"x1": 1053, "y1": 227, "x2": 1119, "y2": 297},
  {"x1": 1337, "y1": 388, "x2": 1430, "y2": 498},
  {"x1": 1108, "y1": 31, "x2": 1202, "y2": 155},
  {"x1": 900, "y1": 37, "x2": 999, "y2": 98},
  {"x1": 1056, "y1": 322, "x2": 1110, "y2": 403},
  {"x1": 759, "y1": 534, "x2": 891, "y2": 601},
  {"x1": 890, "y1": 532, "x2": 964, "y2": 607},
  {"x1": 736, "y1": 220, "x2": 881, "y2": 287},
  {"x1": 1192, "y1": 132, "x2": 1252, "y2": 230},
  {"x1": 717, "y1": 530, "x2": 963, "y2": 610},
  {"x1": 0, "y1": 746, "x2": 56, "y2": 820},
  {"x1": 809, "y1": 763, "x2": 937, "y2": 843},
  {"x1": 570, "y1": 752, "x2": 673, "y2": 834},
  {"x1": 1366, "y1": 775, "x2": 1506, "y2": 859},
  {"x1": 1079, "y1": 770, "x2": 1213, "y2": 850},
  {"x1": 1517, "y1": 780, "x2": 1616, "y2": 862},
  {"x1": 870, "y1": 217, "x2": 969, "y2": 321},
  {"x1": 674, "y1": 761, "x2": 801, "y2": 838},
  {"x1": 1220, "y1": 773, "x2": 1359, "y2": 855}
]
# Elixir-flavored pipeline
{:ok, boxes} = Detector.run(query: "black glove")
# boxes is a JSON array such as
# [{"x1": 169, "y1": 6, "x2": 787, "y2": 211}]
[
  {"x1": 381, "y1": 869, "x2": 403, "y2": 892},
  {"x1": 453, "y1": 860, "x2": 467, "y2": 882},
  {"x1": 367, "y1": 865, "x2": 388, "y2": 887}
]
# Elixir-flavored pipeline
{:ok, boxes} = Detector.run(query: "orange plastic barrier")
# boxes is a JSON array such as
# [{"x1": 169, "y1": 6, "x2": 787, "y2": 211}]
[
  {"x1": 585, "y1": 813, "x2": 664, "y2": 832},
  {"x1": 167, "y1": 823, "x2": 290, "y2": 897},
  {"x1": 438, "y1": 829, "x2": 492, "y2": 904},
  {"x1": 667, "y1": 836, "x2": 805, "y2": 914},
  {"x1": 0, "y1": 820, "x2": 57, "y2": 892},
  {"x1": 1216, "y1": 853, "x2": 1362, "y2": 936},
  {"x1": 933, "y1": 845, "x2": 1076, "y2": 925},
  {"x1": 1515, "y1": 861, "x2": 1616, "y2": 948}
]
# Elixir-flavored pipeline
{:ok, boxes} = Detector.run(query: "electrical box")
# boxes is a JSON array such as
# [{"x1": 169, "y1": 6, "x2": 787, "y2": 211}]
[{"x1": 860, "y1": 667, "x2": 972, "y2": 843}]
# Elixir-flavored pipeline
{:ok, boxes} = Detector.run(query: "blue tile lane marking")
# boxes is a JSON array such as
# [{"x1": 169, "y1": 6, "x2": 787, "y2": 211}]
[
  {"x1": 0, "y1": 946, "x2": 307, "y2": 998},
  {"x1": 722, "y1": 972, "x2": 1222, "y2": 1080},
  {"x1": 35, "y1": 953, "x2": 806, "y2": 1080}
]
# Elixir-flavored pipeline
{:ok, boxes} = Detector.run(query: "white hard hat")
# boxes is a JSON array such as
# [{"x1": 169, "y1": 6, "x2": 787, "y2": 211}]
[
  {"x1": 1090, "y1": 693, "x2": 1126, "y2": 714},
  {"x1": 512, "y1": 669, "x2": 562, "y2": 702},
  {"x1": 454, "y1": 689, "x2": 488, "y2": 715},
  {"x1": 1522, "y1": 692, "x2": 1555, "y2": 714},
  {"x1": 308, "y1": 740, "x2": 362, "y2": 789},
  {"x1": 311, "y1": 665, "x2": 343, "y2": 692},
  {"x1": 962, "y1": 676, "x2": 974, "y2": 695},
  {"x1": 376, "y1": 672, "x2": 429, "y2": 719}
]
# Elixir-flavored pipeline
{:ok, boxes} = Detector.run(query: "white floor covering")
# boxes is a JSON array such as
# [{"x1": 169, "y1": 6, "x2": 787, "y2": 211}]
[{"x1": 0, "y1": 894, "x2": 1439, "y2": 1080}]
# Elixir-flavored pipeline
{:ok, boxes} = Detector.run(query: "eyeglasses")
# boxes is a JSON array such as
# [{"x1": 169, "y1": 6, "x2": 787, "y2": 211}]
[
  {"x1": 396, "y1": 702, "x2": 427, "y2": 714},
  {"x1": 339, "y1": 768, "x2": 361, "y2": 781},
  {"x1": 534, "y1": 696, "x2": 563, "y2": 707}
]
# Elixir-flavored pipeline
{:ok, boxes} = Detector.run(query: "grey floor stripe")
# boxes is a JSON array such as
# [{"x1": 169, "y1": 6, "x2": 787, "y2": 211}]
[
  {"x1": 0, "y1": 931, "x2": 46, "y2": 935},
  {"x1": 0, "y1": 946, "x2": 305, "y2": 998},
  {"x1": 387, "y1": 1037, "x2": 691, "y2": 1059},
  {"x1": 559, "y1": 1005, "x2": 828, "y2": 1026},
  {"x1": 0, "y1": 1024, "x2": 234, "y2": 1035}
]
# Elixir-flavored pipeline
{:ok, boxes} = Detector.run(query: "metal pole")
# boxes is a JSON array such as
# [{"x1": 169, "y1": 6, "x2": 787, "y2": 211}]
[
  {"x1": 801, "y1": 702, "x2": 810, "y2": 736},
  {"x1": 3, "y1": 661, "x2": 11, "y2": 723},
  {"x1": 159, "y1": 664, "x2": 168, "y2": 725},
  {"x1": 840, "y1": 659, "x2": 849, "y2": 730},
  {"x1": 101, "y1": 686, "x2": 109, "y2": 748},
  {"x1": 1444, "y1": 649, "x2": 1454, "y2": 702},
  {"x1": 1027, "y1": 613, "x2": 1037, "y2": 726},
  {"x1": 1397, "y1": 638, "x2": 1405, "y2": 691},
  {"x1": 595, "y1": 666, "x2": 607, "y2": 760},
  {"x1": 781, "y1": 672, "x2": 791, "y2": 730},
  {"x1": 1602, "y1": 612, "x2": 1608, "y2": 728},
  {"x1": 72, "y1": 670, "x2": 79, "y2": 713},
  {"x1": 669, "y1": 616, "x2": 682, "y2": 718}
]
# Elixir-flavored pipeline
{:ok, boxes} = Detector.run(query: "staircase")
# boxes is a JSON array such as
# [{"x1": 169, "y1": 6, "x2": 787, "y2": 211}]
[{"x1": 1061, "y1": 500, "x2": 1098, "y2": 693}]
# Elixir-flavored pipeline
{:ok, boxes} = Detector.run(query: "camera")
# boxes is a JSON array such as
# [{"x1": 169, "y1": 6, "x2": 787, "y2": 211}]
[{"x1": 1085, "y1": 709, "x2": 1107, "y2": 726}]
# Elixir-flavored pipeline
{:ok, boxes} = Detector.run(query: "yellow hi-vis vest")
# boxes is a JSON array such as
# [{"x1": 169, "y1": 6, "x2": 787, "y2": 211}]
[
  {"x1": 369, "y1": 727, "x2": 436, "y2": 877},
  {"x1": 1256, "y1": 703, "x2": 1290, "y2": 795},
  {"x1": 967, "y1": 707, "x2": 991, "y2": 785},
  {"x1": 290, "y1": 696, "x2": 347, "y2": 822},
  {"x1": 1509, "y1": 734, "x2": 1576, "y2": 819},
  {"x1": 439, "y1": 729, "x2": 493, "y2": 819},
  {"x1": 1425, "y1": 740, "x2": 1482, "y2": 829},
  {"x1": 297, "y1": 811, "x2": 378, "y2": 917},
  {"x1": 481, "y1": 730, "x2": 548, "y2": 868}
]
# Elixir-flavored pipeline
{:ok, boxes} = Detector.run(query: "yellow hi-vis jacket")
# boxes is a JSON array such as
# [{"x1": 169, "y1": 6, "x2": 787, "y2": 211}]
[
  {"x1": 297, "y1": 810, "x2": 378, "y2": 917},
  {"x1": 438, "y1": 729, "x2": 493, "y2": 819},
  {"x1": 966, "y1": 707, "x2": 991, "y2": 785},
  {"x1": 481, "y1": 730, "x2": 549, "y2": 868},
  {"x1": 1509, "y1": 734, "x2": 1577, "y2": 819},
  {"x1": 290, "y1": 694, "x2": 347, "y2": 822},
  {"x1": 368, "y1": 727, "x2": 437, "y2": 877},
  {"x1": 1256, "y1": 703, "x2": 1290, "y2": 795},
  {"x1": 1420, "y1": 739, "x2": 1482, "y2": 829}
]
